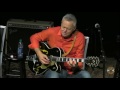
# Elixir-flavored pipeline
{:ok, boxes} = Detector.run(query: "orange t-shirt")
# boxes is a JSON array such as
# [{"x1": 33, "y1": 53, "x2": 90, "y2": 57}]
[{"x1": 28, "y1": 26, "x2": 85, "y2": 74}]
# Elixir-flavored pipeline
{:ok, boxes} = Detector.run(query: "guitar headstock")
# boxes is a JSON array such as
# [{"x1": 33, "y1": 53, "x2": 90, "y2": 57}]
[{"x1": 86, "y1": 56, "x2": 100, "y2": 67}]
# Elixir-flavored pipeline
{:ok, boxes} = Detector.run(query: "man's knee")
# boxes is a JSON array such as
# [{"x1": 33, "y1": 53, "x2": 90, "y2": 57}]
[
  {"x1": 44, "y1": 70, "x2": 59, "y2": 78},
  {"x1": 77, "y1": 70, "x2": 91, "y2": 78}
]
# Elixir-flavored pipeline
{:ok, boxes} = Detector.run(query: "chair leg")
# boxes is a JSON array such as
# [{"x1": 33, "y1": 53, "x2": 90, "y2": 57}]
[
  {"x1": 113, "y1": 61, "x2": 120, "y2": 78},
  {"x1": 4, "y1": 60, "x2": 11, "y2": 78},
  {"x1": 19, "y1": 60, "x2": 26, "y2": 78}
]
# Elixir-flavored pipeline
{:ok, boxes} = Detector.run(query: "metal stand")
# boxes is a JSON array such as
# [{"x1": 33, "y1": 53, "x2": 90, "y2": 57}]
[
  {"x1": 95, "y1": 23, "x2": 106, "y2": 78},
  {"x1": 113, "y1": 35, "x2": 120, "y2": 78}
]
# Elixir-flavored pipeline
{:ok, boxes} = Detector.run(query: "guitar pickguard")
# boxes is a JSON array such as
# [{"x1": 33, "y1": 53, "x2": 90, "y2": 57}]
[
  {"x1": 40, "y1": 61, "x2": 55, "y2": 69},
  {"x1": 40, "y1": 49, "x2": 48, "y2": 55}
]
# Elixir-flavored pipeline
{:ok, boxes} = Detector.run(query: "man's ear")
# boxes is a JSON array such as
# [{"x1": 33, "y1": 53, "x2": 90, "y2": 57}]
[{"x1": 74, "y1": 26, "x2": 76, "y2": 31}]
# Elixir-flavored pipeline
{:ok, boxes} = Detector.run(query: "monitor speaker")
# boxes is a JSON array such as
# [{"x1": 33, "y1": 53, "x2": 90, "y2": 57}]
[{"x1": 5, "y1": 19, "x2": 54, "y2": 56}]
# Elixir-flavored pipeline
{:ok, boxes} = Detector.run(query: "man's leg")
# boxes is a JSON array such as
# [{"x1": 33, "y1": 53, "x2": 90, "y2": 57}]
[
  {"x1": 44, "y1": 69, "x2": 60, "y2": 78},
  {"x1": 72, "y1": 70, "x2": 91, "y2": 78},
  {"x1": 44, "y1": 69, "x2": 68, "y2": 78},
  {"x1": 59, "y1": 69, "x2": 68, "y2": 78}
]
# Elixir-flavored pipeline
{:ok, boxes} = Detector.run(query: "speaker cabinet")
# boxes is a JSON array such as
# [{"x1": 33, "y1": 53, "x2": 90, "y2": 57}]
[{"x1": 5, "y1": 19, "x2": 54, "y2": 56}]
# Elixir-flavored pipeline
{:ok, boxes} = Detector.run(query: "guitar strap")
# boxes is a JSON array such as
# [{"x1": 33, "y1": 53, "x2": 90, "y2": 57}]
[{"x1": 62, "y1": 31, "x2": 77, "y2": 57}]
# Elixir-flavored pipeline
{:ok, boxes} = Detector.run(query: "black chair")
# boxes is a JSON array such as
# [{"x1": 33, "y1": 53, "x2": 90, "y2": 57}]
[{"x1": 0, "y1": 25, "x2": 6, "y2": 78}]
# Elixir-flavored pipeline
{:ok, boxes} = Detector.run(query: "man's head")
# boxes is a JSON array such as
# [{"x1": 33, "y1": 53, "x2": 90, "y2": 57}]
[{"x1": 61, "y1": 13, "x2": 77, "y2": 38}]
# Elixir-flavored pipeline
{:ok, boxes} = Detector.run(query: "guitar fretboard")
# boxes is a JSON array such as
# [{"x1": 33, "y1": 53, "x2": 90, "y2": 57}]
[{"x1": 49, "y1": 55, "x2": 86, "y2": 62}]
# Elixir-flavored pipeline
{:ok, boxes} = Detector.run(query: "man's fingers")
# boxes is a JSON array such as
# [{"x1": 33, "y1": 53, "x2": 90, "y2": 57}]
[{"x1": 67, "y1": 60, "x2": 78, "y2": 67}]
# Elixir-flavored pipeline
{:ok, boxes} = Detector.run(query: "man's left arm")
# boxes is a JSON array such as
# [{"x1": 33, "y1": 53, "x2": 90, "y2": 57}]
[{"x1": 74, "y1": 36, "x2": 85, "y2": 69}]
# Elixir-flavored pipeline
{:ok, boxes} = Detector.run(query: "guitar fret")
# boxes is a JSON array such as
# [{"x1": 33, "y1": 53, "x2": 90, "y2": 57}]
[
  {"x1": 66, "y1": 58, "x2": 68, "y2": 62},
  {"x1": 61, "y1": 57, "x2": 63, "y2": 62},
  {"x1": 73, "y1": 58, "x2": 75, "y2": 61},
  {"x1": 60, "y1": 57, "x2": 63, "y2": 62},
  {"x1": 77, "y1": 59, "x2": 79, "y2": 62},
  {"x1": 63, "y1": 57, "x2": 66, "y2": 62},
  {"x1": 81, "y1": 59, "x2": 84, "y2": 62},
  {"x1": 68, "y1": 58, "x2": 70, "y2": 61},
  {"x1": 57, "y1": 57, "x2": 59, "y2": 62}
]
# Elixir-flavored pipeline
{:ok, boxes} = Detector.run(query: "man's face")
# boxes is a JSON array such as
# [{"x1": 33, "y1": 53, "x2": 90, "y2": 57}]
[{"x1": 61, "y1": 20, "x2": 76, "y2": 38}]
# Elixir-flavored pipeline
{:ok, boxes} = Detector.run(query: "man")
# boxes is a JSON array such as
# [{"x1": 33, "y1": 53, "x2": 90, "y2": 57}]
[{"x1": 28, "y1": 13, "x2": 91, "y2": 78}]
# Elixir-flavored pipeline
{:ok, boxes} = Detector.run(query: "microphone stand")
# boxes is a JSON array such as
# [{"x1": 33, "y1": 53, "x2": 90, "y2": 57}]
[
  {"x1": 97, "y1": 27, "x2": 106, "y2": 78},
  {"x1": 113, "y1": 35, "x2": 120, "y2": 78}
]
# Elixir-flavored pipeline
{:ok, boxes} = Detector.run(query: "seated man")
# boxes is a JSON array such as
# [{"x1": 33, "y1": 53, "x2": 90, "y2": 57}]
[{"x1": 28, "y1": 13, "x2": 91, "y2": 78}]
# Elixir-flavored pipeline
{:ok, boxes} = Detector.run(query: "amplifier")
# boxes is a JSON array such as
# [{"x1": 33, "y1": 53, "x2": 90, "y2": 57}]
[{"x1": 5, "y1": 19, "x2": 54, "y2": 55}]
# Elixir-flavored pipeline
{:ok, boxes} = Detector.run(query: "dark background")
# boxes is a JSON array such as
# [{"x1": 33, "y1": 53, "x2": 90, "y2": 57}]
[{"x1": 0, "y1": 12, "x2": 120, "y2": 57}]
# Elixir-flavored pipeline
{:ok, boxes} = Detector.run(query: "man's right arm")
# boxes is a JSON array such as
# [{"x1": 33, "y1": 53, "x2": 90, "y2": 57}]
[{"x1": 28, "y1": 28, "x2": 53, "y2": 64}]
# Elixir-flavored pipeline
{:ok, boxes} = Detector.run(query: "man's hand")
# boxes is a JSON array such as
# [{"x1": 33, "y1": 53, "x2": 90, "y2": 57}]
[
  {"x1": 67, "y1": 59, "x2": 78, "y2": 67},
  {"x1": 34, "y1": 48, "x2": 50, "y2": 64},
  {"x1": 38, "y1": 53, "x2": 50, "y2": 64}
]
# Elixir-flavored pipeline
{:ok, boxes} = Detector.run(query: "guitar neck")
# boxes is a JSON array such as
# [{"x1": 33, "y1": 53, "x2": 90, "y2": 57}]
[{"x1": 50, "y1": 56, "x2": 86, "y2": 63}]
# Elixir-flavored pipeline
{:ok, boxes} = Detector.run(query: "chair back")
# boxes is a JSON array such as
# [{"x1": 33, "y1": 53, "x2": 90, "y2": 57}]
[
  {"x1": 82, "y1": 36, "x2": 90, "y2": 69},
  {"x1": 0, "y1": 25, "x2": 6, "y2": 78}
]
